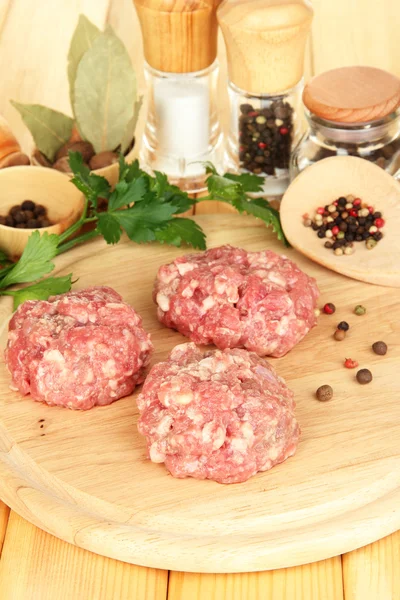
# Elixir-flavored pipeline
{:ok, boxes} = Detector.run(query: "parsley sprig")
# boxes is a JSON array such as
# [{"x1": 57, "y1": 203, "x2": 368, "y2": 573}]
[{"x1": 0, "y1": 153, "x2": 287, "y2": 309}]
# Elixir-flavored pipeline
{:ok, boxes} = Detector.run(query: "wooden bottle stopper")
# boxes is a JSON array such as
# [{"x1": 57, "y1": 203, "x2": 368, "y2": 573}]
[
  {"x1": 133, "y1": 0, "x2": 222, "y2": 74},
  {"x1": 217, "y1": 0, "x2": 313, "y2": 95},
  {"x1": 303, "y1": 66, "x2": 400, "y2": 123}
]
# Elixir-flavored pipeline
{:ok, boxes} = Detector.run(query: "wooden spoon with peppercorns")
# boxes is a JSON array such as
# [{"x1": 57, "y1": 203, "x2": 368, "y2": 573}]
[{"x1": 280, "y1": 155, "x2": 400, "y2": 287}]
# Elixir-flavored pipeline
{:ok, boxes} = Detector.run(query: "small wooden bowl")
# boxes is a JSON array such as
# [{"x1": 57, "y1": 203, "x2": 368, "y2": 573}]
[
  {"x1": 0, "y1": 166, "x2": 84, "y2": 258},
  {"x1": 31, "y1": 142, "x2": 138, "y2": 188}
]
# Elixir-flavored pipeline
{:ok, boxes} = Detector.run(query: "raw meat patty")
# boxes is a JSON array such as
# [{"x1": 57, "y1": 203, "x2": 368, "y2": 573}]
[
  {"x1": 137, "y1": 342, "x2": 299, "y2": 484},
  {"x1": 5, "y1": 286, "x2": 153, "y2": 410},
  {"x1": 154, "y1": 245, "x2": 319, "y2": 357}
]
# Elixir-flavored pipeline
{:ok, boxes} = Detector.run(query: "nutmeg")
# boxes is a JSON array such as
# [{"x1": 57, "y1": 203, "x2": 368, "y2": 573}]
[
  {"x1": 0, "y1": 151, "x2": 30, "y2": 168},
  {"x1": 52, "y1": 156, "x2": 73, "y2": 173},
  {"x1": 55, "y1": 140, "x2": 95, "y2": 163},
  {"x1": 32, "y1": 149, "x2": 53, "y2": 168},
  {"x1": 89, "y1": 151, "x2": 119, "y2": 171}
]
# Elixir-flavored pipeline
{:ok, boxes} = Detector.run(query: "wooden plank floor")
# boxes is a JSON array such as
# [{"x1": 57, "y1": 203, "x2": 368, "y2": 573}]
[{"x1": 0, "y1": 0, "x2": 399, "y2": 598}]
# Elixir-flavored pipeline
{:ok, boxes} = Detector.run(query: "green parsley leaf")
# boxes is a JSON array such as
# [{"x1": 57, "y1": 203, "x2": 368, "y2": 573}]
[
  {"x1": 234, "y1": 196, "x2": 289, "y2": 246},
  {"x1": 69, "y1": 151, "x2": 111, "y2": 209},
  {"x1": 2, "y1": 274, "x2": 73, "y2": 310},
  {"x1": 115, "y1": 201, "x2": 178, "y2": 243},
  {"x1": 0, "y1": 250, "x2": 10, "y2": 266},
  {"x1": 119, "y1": 157, "x2": 146, "y2": 183},
  {"x1": 96, "y1": 212, "x2": 122, "y2": 244},
  {"x1": 205, "y1": 172, "x2": 288, "y2": 246},
  {"x1": 155, "y1": 218, "x2": 206, "y2": 249},
  {"x1": 108, "y1": 176, "x2": 147, "y2": 211},
  {"x1": 0, "y1": 231, "x2": 59, "y2": 288},
  {"x1": 223, "y1": 172, "x2": 264, "y2": 193},
  {"x1": 206, "y1": 173, "x2": 242, "y2": 199}
]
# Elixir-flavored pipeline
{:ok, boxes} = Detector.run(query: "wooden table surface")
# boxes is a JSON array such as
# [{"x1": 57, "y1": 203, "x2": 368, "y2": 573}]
[{"x1": 0, "y1": 1, "x2": 399, "y2": 598}]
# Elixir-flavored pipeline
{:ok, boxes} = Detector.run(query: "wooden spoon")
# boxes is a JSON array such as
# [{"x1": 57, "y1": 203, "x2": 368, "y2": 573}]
[{"x1": 280, "y1": 156, "x2": 400, "y2": 287}]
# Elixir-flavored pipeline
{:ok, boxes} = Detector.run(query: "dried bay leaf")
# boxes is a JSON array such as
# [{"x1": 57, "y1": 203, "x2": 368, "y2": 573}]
[
  {"x1": 121, "y1": 96, "x2": 143, "y2": 154},
  {"x1": 68, "y1": 14, "x2": 101, "y2": 109},
  {"x1": 73, "y1": 28, "x2": 137, "y2": 154},
  {"x1": 10, "y1": 101, "x2": 74, "y2": 162}
]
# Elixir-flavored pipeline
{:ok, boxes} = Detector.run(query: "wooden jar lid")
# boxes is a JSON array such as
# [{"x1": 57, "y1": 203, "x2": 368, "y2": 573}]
[
  {"x1": 218, "y1": 0, "x2": 313, "y2": 95},
  {"x1": 133, "y1": 0, "x2": 222, "y2": 74},
  {"x1": 303, "y1": 66, "x2": 400, "y2": 123}
]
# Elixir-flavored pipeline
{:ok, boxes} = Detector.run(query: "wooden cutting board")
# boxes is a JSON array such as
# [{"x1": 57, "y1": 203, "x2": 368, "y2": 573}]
[{"x1": 0, "y1": 214, "x2": 399, "y2": 574}]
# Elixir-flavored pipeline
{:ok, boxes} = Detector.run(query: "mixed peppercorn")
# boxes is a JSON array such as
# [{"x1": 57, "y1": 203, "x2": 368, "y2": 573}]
[
  {"x1": 303, "y1": 195, "x2": 385, "y2": 255},
  {"x1": 0, "y1": 200, "x2": 52, "y2": 229},
  {"x1": 315, "y1": 302, "x2": 389, "y2": 399},
  {"x1": 238, "y1": 100, "x2": 293, "y2": 175}
]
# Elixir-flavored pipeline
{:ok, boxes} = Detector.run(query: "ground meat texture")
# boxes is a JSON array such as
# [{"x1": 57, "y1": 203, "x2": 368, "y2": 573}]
[
  {"x1": 5, "y1": 286, "x2": 153, "y2": 410},
  {"x1": 153, "y1": 245, "x2": 319, "y2": 358},
  {"x1": 137, "y1": 343, "x2": 299, "y2": 484}
]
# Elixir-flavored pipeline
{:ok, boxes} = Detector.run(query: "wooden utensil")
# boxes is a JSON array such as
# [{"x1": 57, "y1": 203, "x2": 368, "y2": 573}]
[
  {"x1": 133, "y1": 0, "x2": 222, "y2": 73},
  {"x1": 280, "y1": 156, "x2": 400, "y2": 287},
  {"x1": 0, "y1": 214, "x2": 399, "y2": 573},
  {"x1": 303, "y1": 66, "x2": 400, "y2": 123},
  {"x1": 0, "y1": 166, "x2": 84, "y2": 258},
  {"x1": 217, "y1": 0, "x2": 313, "y2": 94}
]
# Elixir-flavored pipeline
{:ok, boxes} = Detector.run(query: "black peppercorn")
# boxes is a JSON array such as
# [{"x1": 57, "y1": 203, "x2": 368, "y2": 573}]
[
  {"x1": 21, "y1": 200, "x2": 35, "y2": 211},
  {"x1": 337, "y1": 321, "x2": 349, "y2": 331}
]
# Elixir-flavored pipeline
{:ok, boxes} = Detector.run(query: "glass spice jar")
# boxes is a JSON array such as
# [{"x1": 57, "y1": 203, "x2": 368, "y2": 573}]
[
  {"x1": 218, "y1": 0, "x2": 313, "y2": 197},
  {"x1": 291, "y1": 66, "x2": 400, "y2": 180},
  {"x1": 226, "y1": 80, "x2": 303, "y2": 196}
]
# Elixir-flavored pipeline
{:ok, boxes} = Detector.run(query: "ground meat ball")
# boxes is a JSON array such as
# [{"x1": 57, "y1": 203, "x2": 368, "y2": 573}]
[
  {"x1": 153, "y1": 245, "x2": 319, "y2": 357},
  {"x1": 137, "y1": 343, "x2": 299, "y2": 484},
  {"x1": 5, "y1": 286, "x2": 153, "y2": 410}
]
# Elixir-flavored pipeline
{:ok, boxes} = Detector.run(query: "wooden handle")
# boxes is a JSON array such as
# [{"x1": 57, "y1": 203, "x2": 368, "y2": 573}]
[
  {"x1": 133, "y1": 0, "x2": 222, "y2": 73},
  {"x1": 218, "y1": 0, "x2": 313, "y2": 94}
]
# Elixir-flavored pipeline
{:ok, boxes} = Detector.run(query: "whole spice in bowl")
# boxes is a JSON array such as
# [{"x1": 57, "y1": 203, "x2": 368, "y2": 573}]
[
  {"x1": 11, "y1": 15, "x2": 141, "y2": 186},
  {"x1": 0, "y1": 200, "x2": 52, "y2": 229},
  {"x1": 0, "y1": 165, "x2": 84, "y2": 258},
  {"x1": 303, "y1": 195, "x2": 385, "y2": 255}
]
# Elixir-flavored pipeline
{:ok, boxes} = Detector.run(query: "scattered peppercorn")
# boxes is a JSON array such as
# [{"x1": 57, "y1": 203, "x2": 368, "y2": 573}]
[
  {"x1": 0, "y1": 200, "x2": 52, "y2": 229},
  {"x1": 356, "y1": 368, "x2": 373, "y2": 384},
  {"x1": 323, "y1": 302, "x2": 336, "y2": 315},
  {"x1": 372, "y1": 341, "x2": 387, "y2": 355},
  {"x1": 337, "y1": 321, "x2": 349, "y2": 331},
  {"x1": 354, "y1": 304, "x2": 366, "y2": 316},
  {"x1": 344, "y1": 358, "x2": 359, "y2": 369},
  {"x1": 334, "y1": 329, "x2": 346, "y2": 341},
  {"x1": 316, "y1": 384, "x2": 333, "y2": 402},
  {"x1": 303, "y1": 194, "x2": 385, "y2": 255}
]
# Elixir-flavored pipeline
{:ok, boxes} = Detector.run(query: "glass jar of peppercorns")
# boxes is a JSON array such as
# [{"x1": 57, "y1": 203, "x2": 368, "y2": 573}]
[
  {"x1": 218, "y1": 0, "x2": 313, "y2": 197},
  {"x1": 291, "y1": 66, "x2": 400, "y2": 181},
  {"x1": 226, "y1": 82, "x2": 303, "y2": 195}
]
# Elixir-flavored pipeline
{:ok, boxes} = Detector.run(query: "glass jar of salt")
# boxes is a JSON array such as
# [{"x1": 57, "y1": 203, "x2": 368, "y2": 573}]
[
  {"x1": 134, "y1": 0, "x2": 223, "y2": 193},
  {"x1": 218, "y1": 0, "x2": 313, "y2": 197}
]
